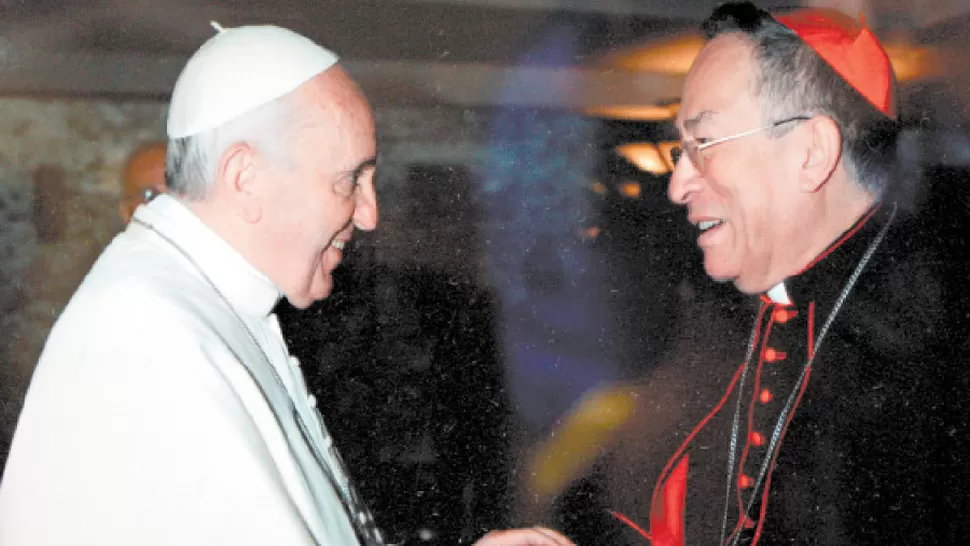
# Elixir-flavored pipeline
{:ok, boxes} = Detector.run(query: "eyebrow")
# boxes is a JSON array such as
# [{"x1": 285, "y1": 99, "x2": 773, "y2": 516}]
[
  {"x1": 682, "y1": 110, "x2": 716, "y2": 134},
  {"x1": 348, "y1": 156, "x2": 378, "y2": 184}
]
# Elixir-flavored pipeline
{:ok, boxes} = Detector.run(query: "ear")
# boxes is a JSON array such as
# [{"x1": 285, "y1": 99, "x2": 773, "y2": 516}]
[
  {"x1": 797, "y1": 115, "x2": 842, "y2": 193},
  {"x1": 215, "y1": 143, "x2": 262, "y2": 223}
]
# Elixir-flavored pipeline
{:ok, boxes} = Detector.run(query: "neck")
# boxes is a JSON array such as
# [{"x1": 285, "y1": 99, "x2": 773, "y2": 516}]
[{"x1": 762, "y1": 177, "x2": 876, "y2": 292}]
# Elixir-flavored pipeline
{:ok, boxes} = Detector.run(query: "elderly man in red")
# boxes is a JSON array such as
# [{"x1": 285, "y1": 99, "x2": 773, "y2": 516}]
[{"x1": 608, "y1": 2, "x2": 970, "y2": 545}]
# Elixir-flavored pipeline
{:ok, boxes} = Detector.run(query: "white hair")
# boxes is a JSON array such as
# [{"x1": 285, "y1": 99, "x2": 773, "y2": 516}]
[{"x1": 165, "y1": 94, "x2": 305, "y2": 200}]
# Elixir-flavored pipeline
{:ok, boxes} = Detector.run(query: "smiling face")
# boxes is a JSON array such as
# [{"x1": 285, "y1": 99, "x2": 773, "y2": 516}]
[
  {"x1": 668, "y1": 34, "x2": 810, "y2": 294},
  {"x1": 253, "y1": 69, "x2": 378, "y2": 308}
]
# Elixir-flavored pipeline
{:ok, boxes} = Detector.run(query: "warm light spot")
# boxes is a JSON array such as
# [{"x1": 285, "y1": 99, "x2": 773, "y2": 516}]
[
  {"x1": 526, "y1": 387, "x2": 638, "y2": 498},
  {"x1": 586, "y1": 104, "x2": 678, "y2": 121},
  {"x1": 616, "y1": 142, "x2": 669, "y2": 175},
  {"x1": 617, "y1": 182, "x2": 642, "y2": 199},
  {"x1": 657, "y1": 141, "x2": 680, "y2": 171},
  {"x1": 598, "y1": 33, "x2": 706, "y2": 76},
  {"x1": 582, "y1": 226, "x2": 602, "y2": 240},
  {"x1": 883, "y1": 41, "x2": 942, "y2": 82},
  {"x1": 589, "y1": 181, "x2": 608, "y2": 195}
]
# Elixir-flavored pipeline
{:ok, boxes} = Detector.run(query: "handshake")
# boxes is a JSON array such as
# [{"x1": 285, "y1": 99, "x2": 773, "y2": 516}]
[{"x1": 473, "y1": 527, "x2": 575, "y2": 545}]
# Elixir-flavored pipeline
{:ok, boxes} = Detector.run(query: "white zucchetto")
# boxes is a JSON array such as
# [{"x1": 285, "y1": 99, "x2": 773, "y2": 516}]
[{"x1": 167, "y1": 23, "x2": 339, "y2": 139}]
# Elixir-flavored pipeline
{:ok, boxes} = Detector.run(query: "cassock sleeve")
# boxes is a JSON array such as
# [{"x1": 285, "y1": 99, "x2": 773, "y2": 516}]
[{"x1": 0, "y1": 295, "x2": 317, "y2": 545}]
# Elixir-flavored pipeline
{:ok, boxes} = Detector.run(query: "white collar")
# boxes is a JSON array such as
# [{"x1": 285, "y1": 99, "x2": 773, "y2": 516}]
[
  {"x1": 765, "y1": 282, "x2": 792, "y2": 305},
  {"x1": 132, "y1": 195, "x2": 281, "y2": 318}
]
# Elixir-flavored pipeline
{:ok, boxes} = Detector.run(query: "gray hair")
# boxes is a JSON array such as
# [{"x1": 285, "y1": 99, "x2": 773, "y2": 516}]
[
  {"x1": 702, "y1": 2, "x2": 907, "y2": 200},
  {"x1": 165, "y1": 94, "x2": 305, "y2": 200}
]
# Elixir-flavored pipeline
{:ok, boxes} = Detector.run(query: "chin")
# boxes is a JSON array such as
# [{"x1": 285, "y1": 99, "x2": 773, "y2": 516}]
[
  {"x1": 284, "y1": 285, "x2": 322, "y2": 310},
  {"x1": 309, "y1": 279, "x2": 335, "y2": 304},
  {"x1": 731, "y1": 280, "x2": 762, "y2": 295},
  {"x1": 703, "y1": 258, "x2": 738, "y2": 285},
  {"x1": 285, "y1": 294, "x2": 314, "y2": 310},
  {"x1": 707, "y1": 267, "x2": 766, "y2": 294},
  {"x1": 286, "y1": 270, "x2": 336, "y2": 309},
  {"x1": 731, "y1": 273, "x2": 775, "y2": 295}
]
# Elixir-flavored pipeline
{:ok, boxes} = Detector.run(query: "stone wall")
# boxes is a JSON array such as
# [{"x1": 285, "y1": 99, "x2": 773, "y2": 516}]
[
  {"x1": 0, "y1": 99, "x2": 492, "y2": 376},
  {"x1": 0, "y1": 99, "x2": 167, "y2": 379}
]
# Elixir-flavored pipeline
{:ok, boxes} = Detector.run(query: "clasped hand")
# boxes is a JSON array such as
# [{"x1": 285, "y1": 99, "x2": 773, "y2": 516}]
[{"x1": 473, "y1": 526, "x2": 575, "y2": 545}]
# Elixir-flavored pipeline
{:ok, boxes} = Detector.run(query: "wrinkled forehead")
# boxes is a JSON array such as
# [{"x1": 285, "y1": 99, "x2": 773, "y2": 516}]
[
  {"x1": 304, "y1": 69, "x2": 376, "y2": 143},
  {"x1": 287, "y1": 72, "x2": 377, "y2": 179},
  {"x1": 675, "y1": 34, "x2": 760, "y2": 135}
]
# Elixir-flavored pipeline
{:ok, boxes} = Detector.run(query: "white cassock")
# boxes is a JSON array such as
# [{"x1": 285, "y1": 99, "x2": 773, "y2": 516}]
[{"x1": 0, "y1": 195, "x2": 379, "y2": 546}]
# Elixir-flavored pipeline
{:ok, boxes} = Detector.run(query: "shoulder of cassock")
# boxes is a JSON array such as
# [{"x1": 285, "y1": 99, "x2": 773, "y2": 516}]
[
  {"x1": 2, "y1": 228, "x2": 317, "y2": 546},
  {"x1": 54, "y1": 234, "x2": 216, "y2": 345}
]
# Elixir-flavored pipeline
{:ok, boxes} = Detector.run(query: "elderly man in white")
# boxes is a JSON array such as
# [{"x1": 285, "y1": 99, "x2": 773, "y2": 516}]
[{"x1": 0, "y1": 23, "x2": 573, "y2": 546}]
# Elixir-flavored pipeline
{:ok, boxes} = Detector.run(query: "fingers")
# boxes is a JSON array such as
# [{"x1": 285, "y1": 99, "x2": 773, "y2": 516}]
[
  {"x1": 472, "y1": 526, "x2": 576, "y2": 546},
  {"x1": 532, "y1": 526, "x2": 576, "y2": 545}
]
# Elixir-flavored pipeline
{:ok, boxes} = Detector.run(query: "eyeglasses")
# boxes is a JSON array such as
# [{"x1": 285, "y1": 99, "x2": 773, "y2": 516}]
[{"x1": 669, "y1": 116, "x2": 811, "y2": 175}]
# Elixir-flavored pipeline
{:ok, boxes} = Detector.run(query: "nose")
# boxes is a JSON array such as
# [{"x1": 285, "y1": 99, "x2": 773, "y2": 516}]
[
  {"x1": 667, "y1": 156, "x2": 702, "y2": 206},
  {"x1": 353, "y1": 177, "x2": 379, "y2": 231}
]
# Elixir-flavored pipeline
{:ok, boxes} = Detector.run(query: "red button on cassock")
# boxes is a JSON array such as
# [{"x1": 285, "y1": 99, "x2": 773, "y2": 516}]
[
  {"x1": 764, "y1": 348, "x2": 787, "y2": 362},
  {"x1": 759, "y1": 389, "x2": 773, "y2": 404},
  {"x1": 750, "y1": 431, "x2": 766, "y2": 446}
]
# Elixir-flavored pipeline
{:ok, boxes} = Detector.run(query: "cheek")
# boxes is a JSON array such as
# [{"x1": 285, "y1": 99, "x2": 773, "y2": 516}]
[
  {"x1": 288, "y1": 198, "x2": 330, "y2": 240},
  {"x1": 714, "y1": 167, "x2": 772, "y2": 234}
]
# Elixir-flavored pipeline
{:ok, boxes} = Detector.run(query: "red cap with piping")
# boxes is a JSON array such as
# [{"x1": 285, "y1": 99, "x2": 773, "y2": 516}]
[{"x1": 775, "y1": 9, "x2": 895, "y2": 118}]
